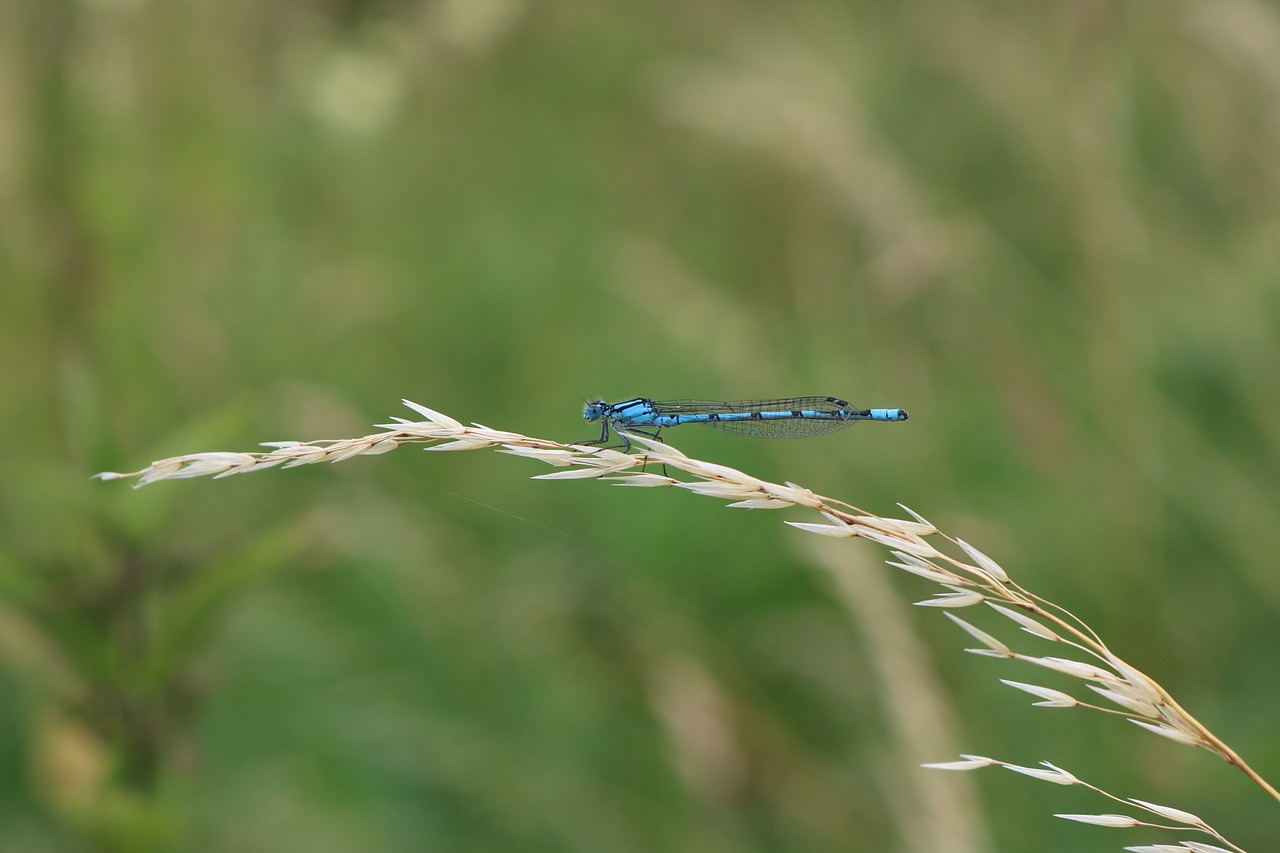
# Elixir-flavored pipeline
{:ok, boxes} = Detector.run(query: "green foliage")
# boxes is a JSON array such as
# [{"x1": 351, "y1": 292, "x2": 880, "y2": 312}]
[{"x1": 3, "y1": 0, "x2": 1280, "y2": 849}]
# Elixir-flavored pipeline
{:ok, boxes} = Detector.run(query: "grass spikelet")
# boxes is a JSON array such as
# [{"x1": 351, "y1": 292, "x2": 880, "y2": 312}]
[{"x1": 95, "y1": 399, "x2": 1278, "y2": 848}]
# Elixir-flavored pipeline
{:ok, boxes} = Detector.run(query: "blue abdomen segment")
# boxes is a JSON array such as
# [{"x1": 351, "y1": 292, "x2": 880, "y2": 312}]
[
  {"x1": 581, "y1": 396, "x2": 908, "y2": 449},
  {"x1": 867, "y1": 408, "x2": 909, "y2": 422}
]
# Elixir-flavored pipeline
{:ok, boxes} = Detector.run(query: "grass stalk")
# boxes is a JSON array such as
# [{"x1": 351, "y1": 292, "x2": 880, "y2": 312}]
[{"x1": 96, "y1": 399, "x2": 1277, "y2": 849}]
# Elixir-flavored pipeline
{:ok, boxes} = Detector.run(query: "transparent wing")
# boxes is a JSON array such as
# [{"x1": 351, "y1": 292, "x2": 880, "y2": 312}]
[
  {"x1": 647, "y1": 397, "x2": 853, "y2": 415},
  {"x1": 649, "y1": 398, "x2": 863, "y2": 438}
]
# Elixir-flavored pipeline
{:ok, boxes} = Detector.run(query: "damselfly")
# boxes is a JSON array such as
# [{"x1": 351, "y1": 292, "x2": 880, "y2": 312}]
[{"x1": 581, "y1": 397, "x2": 908, "y2": 451}]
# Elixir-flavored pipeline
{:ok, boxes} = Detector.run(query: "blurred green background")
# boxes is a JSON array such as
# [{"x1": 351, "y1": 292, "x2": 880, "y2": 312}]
[{"x1": 4, "y1": 0, "x2": 1280, "y2": 850}]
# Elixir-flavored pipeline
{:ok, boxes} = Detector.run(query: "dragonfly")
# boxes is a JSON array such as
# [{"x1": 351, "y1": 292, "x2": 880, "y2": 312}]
[{"x1": 580, "y1": 396, "x2": 909, "y2": 451}]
